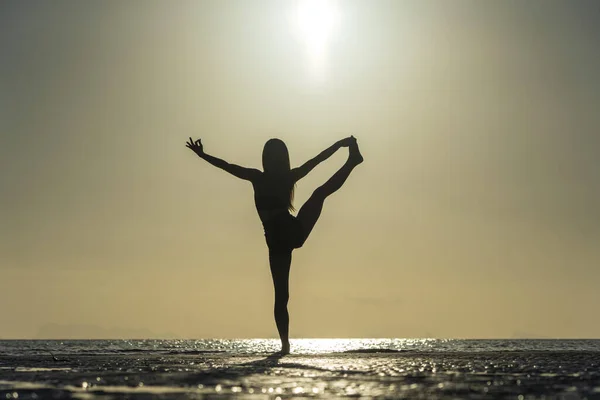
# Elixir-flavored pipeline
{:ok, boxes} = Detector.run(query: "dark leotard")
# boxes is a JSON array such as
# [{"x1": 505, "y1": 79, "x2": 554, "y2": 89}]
[{"x1": 253, "y1": 173, "x2": 305, "y2": 252}]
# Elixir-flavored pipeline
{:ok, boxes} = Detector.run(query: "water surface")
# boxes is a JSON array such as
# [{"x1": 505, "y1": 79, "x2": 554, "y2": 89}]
[{"x1": 1, "y1": 339, "x2": 599, "y2": 399}]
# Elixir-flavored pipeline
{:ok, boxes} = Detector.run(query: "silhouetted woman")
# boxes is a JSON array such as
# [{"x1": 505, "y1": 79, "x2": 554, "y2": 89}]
[{"x1": 186, "y1": 136, "x2": 363, "y2": 353}]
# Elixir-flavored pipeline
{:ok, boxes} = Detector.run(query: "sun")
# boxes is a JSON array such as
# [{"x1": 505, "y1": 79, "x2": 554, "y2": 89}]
[{"x1": 293, "y1": 0, "x2": 340, "y2": 78}]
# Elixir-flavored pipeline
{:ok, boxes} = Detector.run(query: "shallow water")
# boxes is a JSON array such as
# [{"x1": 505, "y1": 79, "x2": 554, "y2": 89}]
[
  {"x1": 2, "y1": 338, "x2": 600, "y2": 356},
  {"x1": 1, "y1": 340, "x2": 600, "y2": 399}
]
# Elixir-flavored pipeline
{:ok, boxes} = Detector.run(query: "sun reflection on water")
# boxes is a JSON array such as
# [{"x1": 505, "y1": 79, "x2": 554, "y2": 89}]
[{"x1": 288, "y1": 338, "x2": 440, "y2": 354}]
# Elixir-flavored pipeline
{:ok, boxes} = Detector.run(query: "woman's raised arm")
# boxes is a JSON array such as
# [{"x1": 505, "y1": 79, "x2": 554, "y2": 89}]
[
  {"x1": 291, "y1": 136, "x2": 354, "y2": 182},
  {"x1": 186, "y1": 137, "x2": 261, "y2": 182}
]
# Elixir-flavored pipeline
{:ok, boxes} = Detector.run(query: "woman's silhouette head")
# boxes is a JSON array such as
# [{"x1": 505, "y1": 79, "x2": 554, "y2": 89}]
[
  {"x1": 262, "y1": 138, "x2": 290, "y2": 173},
  {"x1": 262, "y1": 138, "x2": 295, "y2": 211}
]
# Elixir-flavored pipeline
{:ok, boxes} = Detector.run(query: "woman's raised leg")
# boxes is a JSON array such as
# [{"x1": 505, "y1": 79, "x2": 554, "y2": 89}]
[
  {"x1": 269, "y1": 250, "x2": 292, "y2": 354},
  {"x1": 296, "y1": 139, "x2": 363, "y2": 243}
]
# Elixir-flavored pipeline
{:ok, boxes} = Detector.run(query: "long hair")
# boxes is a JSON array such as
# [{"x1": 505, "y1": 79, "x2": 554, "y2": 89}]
[{"x1": 262, "y1": 138, "x2": 296, "y2": 212}]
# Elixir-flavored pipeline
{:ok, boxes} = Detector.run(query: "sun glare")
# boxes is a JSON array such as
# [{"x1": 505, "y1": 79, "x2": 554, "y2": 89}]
[{"x1": 293, "y1": 0, "x2": 340, "y2": 78}]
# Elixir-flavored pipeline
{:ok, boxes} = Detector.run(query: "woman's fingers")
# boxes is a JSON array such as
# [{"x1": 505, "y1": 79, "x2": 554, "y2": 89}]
[{"x1": 186, "y1": 137, "x2": 202, "y2": 150}]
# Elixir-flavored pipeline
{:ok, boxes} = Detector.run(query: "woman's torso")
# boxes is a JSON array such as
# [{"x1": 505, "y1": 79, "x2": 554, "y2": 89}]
[{"x1": 252, "y1": 172, "x2": 294, "y2": 224}]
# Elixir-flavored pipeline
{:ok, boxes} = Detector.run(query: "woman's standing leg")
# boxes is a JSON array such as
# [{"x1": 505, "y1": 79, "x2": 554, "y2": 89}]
[{"x1": 269, "y1": 250, "x2": 292, "y2": 353}]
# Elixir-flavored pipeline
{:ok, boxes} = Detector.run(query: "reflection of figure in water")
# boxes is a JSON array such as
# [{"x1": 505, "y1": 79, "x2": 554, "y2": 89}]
[{"x1": 186, "y1": 136, "x2": 363, "y2": 353}]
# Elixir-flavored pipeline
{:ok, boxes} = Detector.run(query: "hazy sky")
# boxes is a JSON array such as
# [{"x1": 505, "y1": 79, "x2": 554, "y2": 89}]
[{"x1": 1, "y1": 0, "x2": 599, "y2": 339}]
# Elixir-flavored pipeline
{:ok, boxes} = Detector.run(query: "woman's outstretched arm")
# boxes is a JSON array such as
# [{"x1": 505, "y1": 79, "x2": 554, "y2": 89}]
[
  {"x1": 186, "y1": 137, "x2": 261, "y2": 182},
  {"x1": 291, "y1": 136, "x2": 354, "y2": 182}
]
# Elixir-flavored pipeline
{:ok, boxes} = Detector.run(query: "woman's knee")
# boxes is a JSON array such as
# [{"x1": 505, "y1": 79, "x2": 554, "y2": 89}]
[
  {"x1": 311, "y1": 186, "x2": 327, "y2": 202},
  {"x1": 275, "y1": 293, "x2": 289, "y2": 308}
]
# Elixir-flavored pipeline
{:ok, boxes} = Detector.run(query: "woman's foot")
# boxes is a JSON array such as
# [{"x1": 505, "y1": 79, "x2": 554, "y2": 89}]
[
  {"x1": 280, "y1": 341, "x2": 290, "y2": 355},
  {"x1": 349, "y1": 136, "x2": 364, "y2": 165}
]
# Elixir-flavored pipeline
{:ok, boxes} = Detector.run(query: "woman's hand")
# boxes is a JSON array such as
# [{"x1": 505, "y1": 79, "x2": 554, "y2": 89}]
[
  {"x1": 338, "y1": 135, "x2": 356, "y2": 147},
  {"x1": 186, "y1": 137, "x2": 204, "y2": 156}
]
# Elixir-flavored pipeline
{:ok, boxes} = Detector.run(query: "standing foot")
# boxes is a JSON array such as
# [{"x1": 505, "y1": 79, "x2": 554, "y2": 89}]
[
  {"x1": 280, "y1": 341, "x2": 290, "y2": 355},
  {"x1": 349, "y1": 136, "x2": 363, "y2": 165}
]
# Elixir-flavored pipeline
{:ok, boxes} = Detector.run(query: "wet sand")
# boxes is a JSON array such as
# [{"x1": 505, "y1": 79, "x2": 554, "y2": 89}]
[{"x1": 1, "y1": 351, "x2": 599, "y2": 399}]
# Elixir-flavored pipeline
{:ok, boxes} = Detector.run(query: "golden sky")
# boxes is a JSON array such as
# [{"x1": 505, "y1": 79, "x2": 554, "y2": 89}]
[{"x1": 1, "y1": 0, "x2": 599, "y2": 339}]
